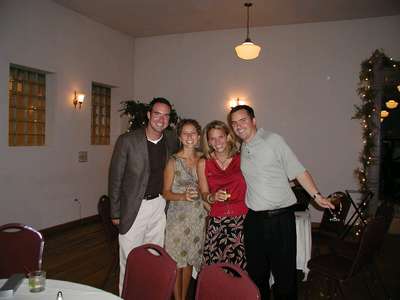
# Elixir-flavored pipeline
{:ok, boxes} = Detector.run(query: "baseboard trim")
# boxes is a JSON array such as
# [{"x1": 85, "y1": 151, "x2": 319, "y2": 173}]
[{"x1": 40, "y1": 215, "x2": 100, "y2": 238}]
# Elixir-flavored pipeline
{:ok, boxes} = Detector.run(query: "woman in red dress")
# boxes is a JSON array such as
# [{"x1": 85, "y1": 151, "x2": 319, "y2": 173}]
[{"x1": 197, "y1": 120, "x2": 248, "y2": 269}]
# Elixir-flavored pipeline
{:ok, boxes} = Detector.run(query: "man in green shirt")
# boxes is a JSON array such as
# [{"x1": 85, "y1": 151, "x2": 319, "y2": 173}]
[{"x1": 229, "y1": 105, "x2": 333, "y2": 300}]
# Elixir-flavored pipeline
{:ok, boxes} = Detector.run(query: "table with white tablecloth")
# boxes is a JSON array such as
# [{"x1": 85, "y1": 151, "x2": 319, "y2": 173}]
[
  {"x1": 295, "y1": 210, "x2": 312, "y2": 279},
  {"x1": 269, "y1": 210, "x2": 312, "y2": 284},
  {"x1": 0, "y1": 279, "x2": 122, "y2": 300}
]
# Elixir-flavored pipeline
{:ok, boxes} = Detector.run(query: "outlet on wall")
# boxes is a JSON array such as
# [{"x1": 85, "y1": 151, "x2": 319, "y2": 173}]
[{"x1": 78, "y1": 151, "x2": 88, "y2": 162}]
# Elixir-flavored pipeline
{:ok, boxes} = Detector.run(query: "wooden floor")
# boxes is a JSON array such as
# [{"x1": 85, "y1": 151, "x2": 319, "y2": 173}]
[
  {"x1": 41, "y1": 219, "x2": 400, "y2": 299},
  {"x1": 42, "y1": 220, "x2": 119, "y2": 294}
]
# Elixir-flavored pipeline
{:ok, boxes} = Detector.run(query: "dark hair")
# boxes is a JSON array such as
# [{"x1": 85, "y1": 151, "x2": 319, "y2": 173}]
[
  {"x1": 228, "y1": 104, "x2": 255, "y2": 126},
  {"x1": 176, "y1": 119, "x2": 201, "y2": 137},
  {"x1": 149, "y1": 97, "x2": 172, "y2": 112}
]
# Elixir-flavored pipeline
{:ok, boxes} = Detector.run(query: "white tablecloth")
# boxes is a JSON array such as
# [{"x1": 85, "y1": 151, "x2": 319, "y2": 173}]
[
  {"x1": 295, "y1": 210, "x2": 312, "y2": 279},
  {"x1": 0, "y1": 279, "x2": 122, "y2": 300},
  {"x1": 270, "y1": 210, "x2": 312, "y2": 284}
]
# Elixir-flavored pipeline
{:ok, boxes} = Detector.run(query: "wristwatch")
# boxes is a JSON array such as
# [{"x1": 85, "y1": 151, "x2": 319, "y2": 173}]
[{"x1": 313, "y1": 192, "x2": 322, "y2": 199}]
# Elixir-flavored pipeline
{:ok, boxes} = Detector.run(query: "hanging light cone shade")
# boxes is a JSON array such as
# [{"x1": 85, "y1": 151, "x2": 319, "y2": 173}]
[
  {"x1": 236, "y1": 3, "x2": 261, "y2": 60},
  {"x1": 235, "y1": 39, "x2": 261, "y2": 60},
  {"x1": 386, "y1": 99, "x2": 398, "y2": 109}
]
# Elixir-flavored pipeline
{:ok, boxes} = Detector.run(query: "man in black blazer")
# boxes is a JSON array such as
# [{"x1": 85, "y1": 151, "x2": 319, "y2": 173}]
[{"x1": 108, "y1": 97, "x2": 178, "y2": 293}]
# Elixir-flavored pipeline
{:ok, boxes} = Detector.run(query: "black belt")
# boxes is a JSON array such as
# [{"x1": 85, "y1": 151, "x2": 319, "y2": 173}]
[
  {"x1": 251, "y1": 204, "x2": 296, "y2": 218},
  {"x1": 143, "y1": 193, "x2": 160, "y2": 200}
]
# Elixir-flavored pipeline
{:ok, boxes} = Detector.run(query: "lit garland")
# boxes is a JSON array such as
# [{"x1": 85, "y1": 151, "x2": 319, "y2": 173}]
[{"x1": 352, "y1": 49, "x2": 400, "y2": 235}]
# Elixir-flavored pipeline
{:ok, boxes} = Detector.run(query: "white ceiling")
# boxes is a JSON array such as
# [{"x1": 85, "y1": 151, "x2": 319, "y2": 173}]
[{"x1": 53, "y1": 0, "x2": 400, "y2": 38}]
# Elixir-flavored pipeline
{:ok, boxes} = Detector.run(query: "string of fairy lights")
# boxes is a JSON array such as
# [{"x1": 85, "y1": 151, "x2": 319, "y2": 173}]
[{"x1": 352, "y1": 49, "x2": 400, "y2": 235}]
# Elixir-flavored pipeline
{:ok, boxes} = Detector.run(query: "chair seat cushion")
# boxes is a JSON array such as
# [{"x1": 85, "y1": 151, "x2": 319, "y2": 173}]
[{"x1": 308, "y1": 254, "x2": 352, "y2": 280}]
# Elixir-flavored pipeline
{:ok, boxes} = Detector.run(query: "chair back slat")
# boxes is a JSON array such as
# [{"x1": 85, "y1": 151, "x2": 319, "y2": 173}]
[
  {"x1": 121, "y1": 243, "x2": 176, "y2": 300},
  {"x1": 0, "y1": 223, "x2": 44, "y2": 278}
]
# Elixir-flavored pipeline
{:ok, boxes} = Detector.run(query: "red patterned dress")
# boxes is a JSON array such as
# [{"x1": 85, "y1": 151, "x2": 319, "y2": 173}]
[{"x1": 202, "y1": 154, "x2": 248, "y2": 269}]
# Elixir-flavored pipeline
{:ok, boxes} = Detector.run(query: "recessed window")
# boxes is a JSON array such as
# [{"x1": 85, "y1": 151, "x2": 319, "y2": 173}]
[
  {"x1": 91, "y1": 83, "x2": 111, "y2": 145},
  {"x1": 8, "y1": 65, "x2": 46, "y2": 146}
]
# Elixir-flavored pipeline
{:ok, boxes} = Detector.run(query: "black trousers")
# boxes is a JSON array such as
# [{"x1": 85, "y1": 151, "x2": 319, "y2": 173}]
[{"x1": 244, "y1": 209, "x2": 297, "y2": 300}]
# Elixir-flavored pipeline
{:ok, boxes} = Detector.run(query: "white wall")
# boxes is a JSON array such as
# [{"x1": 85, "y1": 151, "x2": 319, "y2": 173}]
[
  {"x1": 0, "y1": 0, "x2": 134, "y2": 229},
  {"x1": 133, "y1": 15, "x2": 400, "y2": 221}
]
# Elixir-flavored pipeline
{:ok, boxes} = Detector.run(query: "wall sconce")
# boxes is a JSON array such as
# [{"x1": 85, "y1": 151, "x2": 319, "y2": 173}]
[
  {"x1": 229, "y1": 97, "x2": 245, "y2": 108},
  {"x1": 73, "y1": 91, "x2": 85, "y2": 109}
]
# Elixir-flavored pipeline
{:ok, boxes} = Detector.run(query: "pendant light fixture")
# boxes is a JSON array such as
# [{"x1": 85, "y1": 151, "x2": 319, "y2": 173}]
[
  {"x1": 385, "y1": 99, "x2": 398, "y2": 109},
  {"x1": 235, "y1": 3, "x2": 261, "y2": 60}
]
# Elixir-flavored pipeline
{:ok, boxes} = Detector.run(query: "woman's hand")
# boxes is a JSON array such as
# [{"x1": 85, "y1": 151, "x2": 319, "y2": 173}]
[
  {"x1": 202, "y1": 201, "x2": 211, "y2": 212},
  {"x1": 214, "y1": 189, "x2": 231, "y2": 202},
  {"x1": 184, "y1": 185, "x2": 199, "y2": 201}
]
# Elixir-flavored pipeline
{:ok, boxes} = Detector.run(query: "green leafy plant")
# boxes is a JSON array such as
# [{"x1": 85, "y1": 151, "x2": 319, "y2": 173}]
[{"x1": 120, "y1": 99, "x2": 179, "y2": 132}]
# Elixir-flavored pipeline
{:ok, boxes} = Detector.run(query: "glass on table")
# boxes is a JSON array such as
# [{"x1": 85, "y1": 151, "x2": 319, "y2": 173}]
[{"x1": 28, "y1": 270, "x2": 46, "y2": 292}]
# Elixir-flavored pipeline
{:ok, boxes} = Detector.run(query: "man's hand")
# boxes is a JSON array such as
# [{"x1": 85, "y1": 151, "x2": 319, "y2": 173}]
[
  {"x1": 112, "y1": 218, "x2": 120, "y2": 225},
  {"x1": 296, "y1": 171, "x2": 335, "y2": 210},
  {"x1": 314, "y1": 194, "x2": 335, "y2": 210}
]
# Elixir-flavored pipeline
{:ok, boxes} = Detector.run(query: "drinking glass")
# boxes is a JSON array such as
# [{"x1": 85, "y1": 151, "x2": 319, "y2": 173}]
[
  {"x1": 28, "y1": 270, "x2": 46, "y2": 292},
  {"x1": 186, "y1": 183, "x2": 199, "y2": 201},
  {"x1": 327, "y1": 192, "x2": 343, "y2": 222},
  {"x1": 221, "y1": 189, "x2": 232, "y2": 214}
]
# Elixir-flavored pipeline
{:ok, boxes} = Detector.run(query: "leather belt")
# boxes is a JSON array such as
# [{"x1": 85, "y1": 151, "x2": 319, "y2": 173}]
[
  {"x1": 143, "y1": 193, "x2": 159, "y2": 200},
  {"x1": 252, "y1": 204, "x2": 296, "y2": 218}
]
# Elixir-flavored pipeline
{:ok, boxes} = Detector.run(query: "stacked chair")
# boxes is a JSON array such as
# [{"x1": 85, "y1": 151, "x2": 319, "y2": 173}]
[
  {"x1": 307, "y1": 207, "x2": 393, "y2": 300},
  {"x1": 311, "y1": 191, "x2": 351, "y2": 255},
  {"x1": 0, "y1": 223, "x2": 44, "y2": 278}
]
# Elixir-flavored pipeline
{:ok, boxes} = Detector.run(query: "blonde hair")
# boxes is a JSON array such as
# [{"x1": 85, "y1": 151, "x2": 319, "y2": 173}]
[{"x1": 201, "y1": 120, "x2": 238, "y2": 159}]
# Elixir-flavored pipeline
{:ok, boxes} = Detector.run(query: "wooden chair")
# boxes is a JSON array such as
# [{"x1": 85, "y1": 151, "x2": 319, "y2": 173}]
[
  {"x1": 291, "y1": 181, "x2": 312, "y2": 211},
  {"x1": 327, "y1": 202, "x2": 395, "y2": 298},
  {"x1": 0, "y1": 223, "x2": 44, "y2": 278},
  {"x1": 307, "y1": 216, "x2": 388, "y2": 299},
  {"x1": 312, "y1": 191, "x2": 351, "y2": 254},
  {"x1": 339, "y1": 190, "x2": 374, "y2": 239},
  {"x1": 329, "y1": 201, "x2": 394, "y2": 259},
  {"x1": 97, "y1": 195, "x2": 119, "y2": 288},
  {"x1": 195, "y1": 263, "x2": 260, "y2": 300},
  {"x1": 121, "y1": 244, "x2": 177, "y2": 300}
]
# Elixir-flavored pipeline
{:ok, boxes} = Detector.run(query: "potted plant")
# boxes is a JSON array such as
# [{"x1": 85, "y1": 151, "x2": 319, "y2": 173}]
[{"x1": 120, "y1": 99, "x2": 179, "y2": 132}]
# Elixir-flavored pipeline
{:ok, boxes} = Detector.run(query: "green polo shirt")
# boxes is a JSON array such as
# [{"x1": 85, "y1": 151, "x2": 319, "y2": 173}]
[{"x1": 241, "y1": 128, "x2": 305, "y2": 211}]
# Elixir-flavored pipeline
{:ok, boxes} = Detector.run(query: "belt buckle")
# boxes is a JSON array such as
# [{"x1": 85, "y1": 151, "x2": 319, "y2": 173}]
[{"x1": 144, "y1": 193, "x2": 158, "y2": 200}]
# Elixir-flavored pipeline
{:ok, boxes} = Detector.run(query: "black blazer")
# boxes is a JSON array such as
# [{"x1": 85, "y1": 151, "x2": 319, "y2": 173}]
[{"x1": 108, "y1": 127, "x2": 178, "y2": 234}]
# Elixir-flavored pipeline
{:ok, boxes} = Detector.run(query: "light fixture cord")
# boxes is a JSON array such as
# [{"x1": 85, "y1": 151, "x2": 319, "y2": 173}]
[{"x1": 246, "y1": 5, "x2": 250, "y2": 39}]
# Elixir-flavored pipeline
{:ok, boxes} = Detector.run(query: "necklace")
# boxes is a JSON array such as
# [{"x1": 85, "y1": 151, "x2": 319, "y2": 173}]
[{"x1": 214, "y1": 154, "x2": 231, "y2": 170}]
